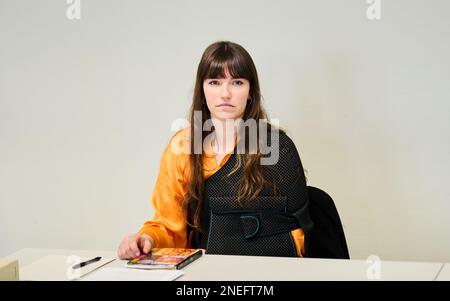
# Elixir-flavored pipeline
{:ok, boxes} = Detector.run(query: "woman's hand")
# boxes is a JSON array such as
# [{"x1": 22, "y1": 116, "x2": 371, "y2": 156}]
[{"x1": 117, "y1": 233, "x2": 154, "y2": 259}]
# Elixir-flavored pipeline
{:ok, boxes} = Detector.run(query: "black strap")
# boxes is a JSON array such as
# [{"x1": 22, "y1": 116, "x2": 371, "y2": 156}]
[
  {"x1": 239, "y1": 203, "x2": 314, "y2": 240},
  {"x1": 239, "y1": 211, "x2": 298, "y2": 239},
  {"x1": 291, "y1": 202, "x2": 314, "y2": 236}
]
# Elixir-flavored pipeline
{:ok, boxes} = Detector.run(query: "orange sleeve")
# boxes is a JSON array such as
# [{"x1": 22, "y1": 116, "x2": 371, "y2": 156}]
[
  {"x1": 291, "y1": 228, "x2": 305, "y2": 257},
  {"x1": 138, "y1": 130, "x2": 190, "y2": 248}
]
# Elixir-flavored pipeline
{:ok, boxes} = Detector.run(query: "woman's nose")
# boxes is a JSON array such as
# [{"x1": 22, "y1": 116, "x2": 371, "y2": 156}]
[{"x1": 221, "y1": 84, "x2": 232, "y2": 98}]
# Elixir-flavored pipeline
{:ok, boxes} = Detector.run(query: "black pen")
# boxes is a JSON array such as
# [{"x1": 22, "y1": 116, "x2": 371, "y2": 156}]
[{"x1": 72, "y1": 256, "x2": 102, "y2": 269}]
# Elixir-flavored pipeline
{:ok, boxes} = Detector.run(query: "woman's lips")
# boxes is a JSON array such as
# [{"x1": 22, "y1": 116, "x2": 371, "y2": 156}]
[{"x1": 217, "y1": 103, "x2": 235, "y2": 107}]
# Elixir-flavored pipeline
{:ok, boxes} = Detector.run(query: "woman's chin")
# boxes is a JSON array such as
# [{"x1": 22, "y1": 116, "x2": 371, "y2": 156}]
[{"x1": 211, "y1": 111, "x2": 244, "y2": 121}]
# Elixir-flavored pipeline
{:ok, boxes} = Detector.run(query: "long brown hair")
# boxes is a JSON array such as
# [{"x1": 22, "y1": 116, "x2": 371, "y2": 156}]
[{"x1": 186, "y1": 41, "x2": 276, "y2": 231}]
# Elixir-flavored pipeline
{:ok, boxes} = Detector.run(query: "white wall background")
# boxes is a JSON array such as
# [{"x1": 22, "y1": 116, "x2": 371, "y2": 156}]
[{"x1": 1, "y1": 0, "x2": 449, "y2": 262}]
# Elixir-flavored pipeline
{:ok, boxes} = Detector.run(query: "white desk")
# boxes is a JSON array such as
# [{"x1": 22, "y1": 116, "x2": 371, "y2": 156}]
[
  {"x1": 4, "y1": 248, "x2": 445, "y2": 281},
  {"x1": 3, "y1": 248, "x2": 117, "y2": 268},
  {"x1": 179, "y1": 254, "x2": 443, "y2": 281},
  {"x1": 436, "y1": 263, "x2": 450, "y2": 281}
]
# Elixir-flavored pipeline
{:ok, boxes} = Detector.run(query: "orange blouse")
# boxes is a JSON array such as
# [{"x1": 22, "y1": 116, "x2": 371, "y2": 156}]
[{"x1": 138, "y1": 128, "x2": 305, "y2": 256}]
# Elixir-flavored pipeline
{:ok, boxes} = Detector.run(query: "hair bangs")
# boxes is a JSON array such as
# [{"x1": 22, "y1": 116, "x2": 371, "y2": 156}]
[{"x1": 205, "y1": 50, "x2": 251, "y2": 81}]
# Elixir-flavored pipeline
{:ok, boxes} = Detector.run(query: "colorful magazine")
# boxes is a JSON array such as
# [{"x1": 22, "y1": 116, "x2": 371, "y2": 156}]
[{"x1": 126, "y1": 248, "x2": 203, "y2": 270}]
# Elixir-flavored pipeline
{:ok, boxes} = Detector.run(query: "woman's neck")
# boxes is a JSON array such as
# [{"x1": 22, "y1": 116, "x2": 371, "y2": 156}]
[{"x1": 211, "y1": 119, "x2": 237, "y2": 155}]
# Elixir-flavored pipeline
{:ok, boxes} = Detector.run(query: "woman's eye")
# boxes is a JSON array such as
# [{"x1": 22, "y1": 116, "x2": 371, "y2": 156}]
[
  {"x1": 209, "y1": 80, "x2": 220, "y2": 85},
  {"x1": 233, "y1": 80, "x2": 244, "y2": 86}
]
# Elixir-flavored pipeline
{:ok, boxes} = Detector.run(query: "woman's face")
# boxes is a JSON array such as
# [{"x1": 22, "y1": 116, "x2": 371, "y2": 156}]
[{"x1": 203, "y1": 70, "x2": 250, "y2": 121}]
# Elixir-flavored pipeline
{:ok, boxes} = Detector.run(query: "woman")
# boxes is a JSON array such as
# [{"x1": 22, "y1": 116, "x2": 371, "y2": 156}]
[{"x1": 117, "y1": 41, "x2": 313, "y2": 259}]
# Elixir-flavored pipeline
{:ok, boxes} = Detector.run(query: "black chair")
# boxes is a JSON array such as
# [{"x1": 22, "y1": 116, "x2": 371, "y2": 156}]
[{"x1": 306, "y1": 186, "x2": 350, "y2": 259}]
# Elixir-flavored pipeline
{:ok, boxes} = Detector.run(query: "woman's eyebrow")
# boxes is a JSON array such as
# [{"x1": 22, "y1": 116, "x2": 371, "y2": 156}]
[{"x1": 205, "y1": 77, "x2": 246, "y2": 80}]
